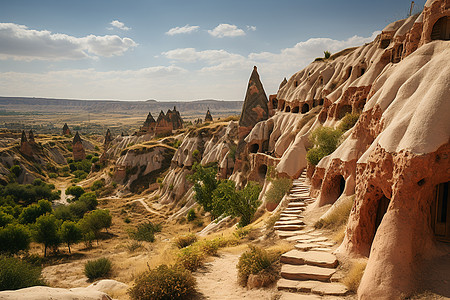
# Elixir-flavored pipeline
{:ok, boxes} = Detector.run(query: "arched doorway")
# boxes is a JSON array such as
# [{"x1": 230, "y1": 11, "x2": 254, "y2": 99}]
[
  {"x1": 249, "y1": 143, "x2": 259, "y2": 153},
  {"x1": 432, "y1": 181, "x2": 450, "y2": 241},
  {"x1": 285, "y1": 106, "x2": 291, "y2": 113},
  {"x1": 301, "y1": 103, "x2": 310, "y2": 114},
  {"x1": 431, "y1": 16, "x2": 450, "y2": 41},
  {"x1": 258, "y1": 164, "x2": 268, "y2": 180},
  {"x1": 292, "y1": 106, "x2": 300, "y2": 113}
]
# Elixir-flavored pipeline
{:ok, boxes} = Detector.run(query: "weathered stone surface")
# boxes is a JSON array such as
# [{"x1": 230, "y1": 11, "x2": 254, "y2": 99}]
[
  {"x1": 274, "y1": 219, "x2": 305, "y2": 226},
  {"x1": 280, "y1": 250, "x2": 338, "y2": 268},
  {"x1": 279, "y1": 292, "x2": 321, "y2": 300},
  {"x1": 274, "y1": 224, "x2": 305, "y2": 231},
  {"x1": 281, "y1": 265, "x2": 335, "y2": 281},
  {"x1": 294, "y1": 243, "x2": 321, "y2": 251},
  {"x1": 62, "y1": 123, "x2": 71, "y2": 135},
  {"x1": 72, "y1": 131, "x2": 86, "y2": 161}
]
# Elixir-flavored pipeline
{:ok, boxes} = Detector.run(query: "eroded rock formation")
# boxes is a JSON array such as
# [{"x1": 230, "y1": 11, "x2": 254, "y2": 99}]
[
  {"x1": 62, "y1": 123, "x2": 71, "y2": 136},
  {"x1": 72, "y1": 131, "x2": 86, "y2": 161},
  {"x1": 205, "y1": 108, "x2": 213, "y2": 122}
]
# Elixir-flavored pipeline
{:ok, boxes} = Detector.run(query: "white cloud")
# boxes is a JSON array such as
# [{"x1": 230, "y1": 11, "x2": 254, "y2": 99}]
[
  {"x1": 110, "y1": 20, "x2": 130, "y2": 31},
  {"x1": 247, "y1": 25, "x2": 257, "y2": 31},
  {"x1": 0, "y1": 23, "x2": 137, "y2": 61},
  {"x1": 162, "y1": 48, "x2": 244, "y2": 64},
  {"x1": 208, "y1": 24, "x2": 245, "y2": 38},
  {"x1": 166, "y1": 24, "x2": 199, "y2": 36}
]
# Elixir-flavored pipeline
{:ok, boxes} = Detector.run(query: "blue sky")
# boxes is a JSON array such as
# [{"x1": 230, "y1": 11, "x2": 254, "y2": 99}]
[{"x1": 0, "y1": 0, "x2": 426, "y2": 101}]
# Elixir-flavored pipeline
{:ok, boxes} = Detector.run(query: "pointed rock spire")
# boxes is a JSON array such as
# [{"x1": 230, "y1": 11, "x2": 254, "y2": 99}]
[
  {"x1": 73, "y1": 131, "x2": 82, "y2": 144},
  {"x1": 104, "y1": 129, "x2": 113, "y2": 145},
  {"x1": 205, "y1": 108, "x2": 213, "y2": 122},
  {"x1": 279, "y1": 77, "x2": 288, "y2": 89},
  {"x1": 238, "y1": 66, "x2": 269, "y2": 130},
  {"x1": 62, "y1": 123, "x2": 71, "y2": 135},
  {"x1": 21, "y1": 130, "x2": 28, "y2": 143},
  {"x1": 144, "y1": 112, "x2": 156, "y2": 124},
  {"x1": 28, "y1": 130, "x2": 35, "y2": 144}
]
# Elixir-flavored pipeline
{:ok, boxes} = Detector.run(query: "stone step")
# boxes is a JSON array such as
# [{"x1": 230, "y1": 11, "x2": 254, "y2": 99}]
[
  {"x1": 294, "y1": 243, "x2": 322, "y2": 251},
  {"x1": 279, "y1": 216, "x2": 300, "y2": 221},
  {"x1": 284, "y1": 207, "x2": 305, "y2": 212},
  {"x1": 277, "y1": 229, "x2": 314, "y2": 238},
  {"x1": 280, "y1": 250, "x2": 338, "y2": 268},
  {"x1": 281, "y1": 210, "x2": 304, "y2": 215},
  {"x1": 287, "y1": 202, "x2": 307, "y2": 208},
  {"x1": 274, "y1": 220, "x2": 305, "y2": 227},
  {"x1": 274, "y1": 224, "x2": 305, "y2": 231},
  {"x1": 280, "y1": 213, "x2": 303, "y2": 218},
  {"x1": 279, "y1": 291, "x2": 321, "y2": 300},
  {"x1": 277, "y1": 279, "x2": 348, "y2": 296},
  {"x1": 281, "y1": 265, "x2": 336, "y2": 282}
]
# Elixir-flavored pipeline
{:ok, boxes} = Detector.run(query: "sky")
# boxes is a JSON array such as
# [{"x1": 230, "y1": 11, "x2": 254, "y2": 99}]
[{"x1": 0, "y1": 0, "x2": 426, "y2": 101}]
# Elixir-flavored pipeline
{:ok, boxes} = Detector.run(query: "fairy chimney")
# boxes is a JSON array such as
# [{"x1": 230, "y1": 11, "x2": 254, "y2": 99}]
[
  {"x1": 20, "y1": 130, "x2": 33, "y2": 156},
  {"x1": 62, "y1": 123, "x2": 71, "y2": 136},
  {"x1": 104, "y1": 129, "x2": 113, "y2": 146},
  {"x1": 205, "y1": 108, "x2": 213, "y2": 122},
  {"x1": 28, "y1": 130, "x2": 36, "y2": 144},
  {"x1": 72, "y1": 131, "x2": 86, "y2": 161}
]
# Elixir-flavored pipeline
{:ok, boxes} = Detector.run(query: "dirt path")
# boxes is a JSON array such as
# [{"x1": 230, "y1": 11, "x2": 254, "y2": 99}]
[
  {"x1": 128, "y1": 198, "x2": 164, "y2": 216},
  {"x1": 193, "y1": 250, "x2": 277, "y2": 300}
]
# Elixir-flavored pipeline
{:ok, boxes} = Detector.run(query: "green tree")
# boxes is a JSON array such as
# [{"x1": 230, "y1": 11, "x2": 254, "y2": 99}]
[
  {"x1": 232, "y1": 182, "x2": 262, "y2": 227},
  {"x1": 9, "y1": 165, "x2": 21, "y2": 178},
  {"x1": 33, "y1": 213, "x2": 60, "y2": 257},
  {"x1": 66, "y1": 185, "x2": 85, "y2": 200},
  {"x1": 78, "y1": 192, "x2": 98, "y2": 210},
  {"x1": 0, "y1": 210, "x2": 14, "y2": 227},
  {"x1": 0, "y1": 224, "x2": 31, "y2": 254},
  {"x1": 188, "y1": 163, "x2": 219, "y2": 216},
  {"x1": 212, "y1": 180, "x2": 238, "y2": 218},
  {"x1": 60, "y1": 221, "x2": 82, "y2": 254},
  {"x1": 0, "y1": 255, "x2": 44, "y2": 291},
  {"x1": 19, "y1": 200, "x2": 52, "y2": 224},
  {"x1": 79, "y1": 209, "x2": 112, "y2": 243},
  {"x1": 324, "y1": 50, "x2": 331, "y2": 59}
]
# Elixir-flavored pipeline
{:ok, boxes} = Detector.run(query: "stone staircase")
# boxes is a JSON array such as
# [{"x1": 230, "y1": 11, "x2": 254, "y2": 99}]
[{"x1": 275, "y1": 170, "x2": 349, "y2": 299}]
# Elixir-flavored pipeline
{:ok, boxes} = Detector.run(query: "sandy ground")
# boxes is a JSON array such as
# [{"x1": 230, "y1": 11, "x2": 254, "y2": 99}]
[{"x1": 194, "y1": 250, "x2": 278, "y2": 300}]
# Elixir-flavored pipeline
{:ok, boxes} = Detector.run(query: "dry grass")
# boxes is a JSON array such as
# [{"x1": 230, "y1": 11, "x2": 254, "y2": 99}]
[
  {"x1": 342, "y1": 260, "x2": 367, "y2": 292},
  {"x1": 315, "y1": 195, "x2": 354, "y2": 229}
]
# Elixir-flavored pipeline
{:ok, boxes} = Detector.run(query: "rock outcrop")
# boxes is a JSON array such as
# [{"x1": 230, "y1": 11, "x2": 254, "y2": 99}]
[
  {"x1": 205, "y1": 108, "x2": 213, "y2": 122},
  {"x1": 257, "y1": 2, "x2": 450, "y2": 298},
  {"x1": 72, "y1": 131, "x2": 86, "y2": 161},
  {"x1": 20, "y1": 130, "x2": 33, "y2": 157},
  {"x1": 62, "y1": 123, "x2": 71, "y2": 136},
  {"x1": 138, "y1": 112, "x2": 156, "y2": 136},
  {"x1": 104, "y1": 129, "x2": 113, "y2": 147}
]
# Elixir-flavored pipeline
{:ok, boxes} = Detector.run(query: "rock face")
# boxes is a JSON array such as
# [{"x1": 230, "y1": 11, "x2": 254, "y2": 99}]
[
  {"x1": 258, "y1": 2, "x2": 450, "y2": 299},
  {"x1": 138, "y1": 112, "x2": 156, "y2": 135},
  {"x1": 166, "y1": 106, "x2": 183, "y2": 130},
  {"x1": 72, "y1": 131, "x2": 86, "y2": 161},
  {"x1": 232, "y1": 66, "x2": 270, "y2": 184},
  {"x1": 62, "y1": 123, "x2": 71, "y2": 135},
  {"x1": 114, "y1": 144, "x2": 175, "y2": 192},
  {"x1": 20, "y1": 130, "x2": 33, "y2": 157},
  {"x1": 155, "y1": 110, "x2": 173, "y2": 135},
  {"x1": 205, "y1": 108, "x2": 213, "y2": 122}
]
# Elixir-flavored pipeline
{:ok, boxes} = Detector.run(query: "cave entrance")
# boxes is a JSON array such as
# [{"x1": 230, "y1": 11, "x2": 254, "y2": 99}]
[
  {"x1": 249, "y1": 143, "x2": 259, "y2": 154},
  {"x1": 431, "y1": 16, "x2": 450, "y2": 41},
  {"x1": 280, "y1": 101, "x2": 285, "y2": 111},
  {"x1": 375, "y1": 195, "x2": 391, "y2": 233},
  {"x1": 338, "y1": 105, "x2": 352, "y2": 119},
  {"x1": 285, "y1": 106, "x2": 291, "y2": 113},
  {"x1": 272, "y1": 99, "x2": 278, "y2": 109},
  {"x1": 292, "y1": 106, "x2": 300, "y2": 113},
  {"x1": 258, "y1": 164, "x2": 268, "y2": 180},
  {"x1": 432, "y1": 181, "x2": 450, "y2": 242},
  {"x1": 301, "y1": 103, "x2": 310, "y2": 114}
]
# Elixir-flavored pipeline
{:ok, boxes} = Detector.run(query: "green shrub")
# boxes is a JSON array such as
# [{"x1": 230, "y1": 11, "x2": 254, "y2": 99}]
[
  {"x1": 236, "y1": 245, "x2": 278, "y2": 286},
  {"x1": 73, "y1": 170, "x2": 88, "y2": 179},
  {"x1": 48, "y1": 173, "x2": 58, "y2": 179},
  {"x1": 124, "y1": 217, "x2": 131, "y2": 223},
  {"x1": 306, "y1": 126, "x2": 342, "y2": 166},
  {"x1": 9, "y1": 165, "x2": 21, "y2": 178},
  {"x1": 324, "y1": 50, "x2": 331, "y2": 59},
  {"x1": 0, "y1": 255, "x2": 44, "y2": 291},
  {"x1": 91, "y1": 180, "x2": 105, "y2": 191},
  {"x1": 129, "y1": 221, "x2": 162, "y2": 242},
  {"x1": 129, "y1": 264, "x2": 196, "y2": 300},
  {"x1": 86, "y1": 154, "x2": 93, "y2": 160},
  {"x1": 174, "y1": 234, "x2": 197, "y2": 249},
  {"x1": 84, "y1": 257, "x2": 112, "y2": 281},
  {"x1": 186, "y1": 208, "x2": 196, "y2": 221},
  {"x1": 265, "y1": 178, "x2": 292, "y2": 205},
  {"x1": 19, "y1": 199, "x2": 52, "y2": 224},
  {"x1": 78, "y1": 192, "x2": 98, "y2": 210},
  {"x1": 0, "y1": 210, "x2": 14, "y2": 227},
  {"x1": 177, "y1": 246, "x2": 204, "y2": 271},
  {"x1": 0, "y1": 223, "x2": 31, "y2": 254},
  {"x1": 79, "y1": 209, "x2": 112, "y2": 243},
  {"x1": 338, "y1": 113, "x2": 360, "y2": 132},
  {"x1": 66, "y1": 185, "x2": 85, "y2": 200}
]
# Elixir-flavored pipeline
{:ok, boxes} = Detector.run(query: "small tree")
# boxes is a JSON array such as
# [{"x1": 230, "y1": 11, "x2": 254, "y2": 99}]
[
  {"x1": 79, "y1": 209, "x2": 112, "y2": 243},
  {"x1": 9, "y1": 165, "x2": 21, "y2": 178},
  {"x1": 324, "y1": 50, "x2": 331, "y2": 59},
  {"x1": 34, "y1": 213, "x2": 60, "y2": 257},
  {"x1": 66, "y1": 185, "x2": 85, "y2": 200},
  {"x1": 19, "y1": 200, "x2": 52, "y2": 224},
  {"x1": 0, "y1": 223, "x2": 31, "y2": 254},
  {"x1": 188, "y1": 163, "x2": 219, "y2": 216},
  {"x1": 212, "y1": 180, "x2": 238, "y2": 218},
  {"x1": 233, "y1": 182, "x2": 262, "y2": 227},
  {"x1": 60, "y1": 221, "x2": 82, "y2": 254},
  {"x1": 306, "y1": 126, "x2": 342, "y2": 166},
  {"x1": 78, "y1": 192, "x2": 98, "y2": 210},
  {"x1": 0, "y1": 211, "x2": 14, "y2": 227}
]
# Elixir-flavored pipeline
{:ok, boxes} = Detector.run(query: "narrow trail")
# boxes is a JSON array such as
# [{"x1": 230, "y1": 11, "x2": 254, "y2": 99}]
[
  {"x1": 127, "y1": 198, "x2": 164, "y2": 216},
  {"x1": 275, "y1": 170, "x2": 350, "y2": 299},
  {"x1": 193, "y1": 251, "x2": 277, "y2": 300}
]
